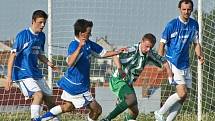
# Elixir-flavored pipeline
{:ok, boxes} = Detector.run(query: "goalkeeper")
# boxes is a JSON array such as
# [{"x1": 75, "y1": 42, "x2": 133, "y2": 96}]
[{"x1": 101, "y1": 33, "x2": 173, "y2": 121}]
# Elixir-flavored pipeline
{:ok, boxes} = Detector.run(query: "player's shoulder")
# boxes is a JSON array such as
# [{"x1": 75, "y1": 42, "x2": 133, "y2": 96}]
[
  {"x1": 17, "y1": 28, "x2": 29, "y2": 36},
  {"x1": 128, "y1": 43, "x2": 138, "y2": 50},
  {"x1": 15, "y1": 28, "x2": 31, "y2": 40},
  {"x1": 167, "y1": 18, "x2": 179, "y2": 26},
  {"x1": 68, "y1": 38, "x2": 79, "y2": 47}
]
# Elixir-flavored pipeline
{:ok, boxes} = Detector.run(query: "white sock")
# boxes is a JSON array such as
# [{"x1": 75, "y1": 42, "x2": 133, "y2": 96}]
[
  {"x1": 87, "y1": 114, "x2": 95, "y2": 121},
  {"x1": 31, "y1": 105, "x2": 41, "y2": 118},
  {"x1": 50, "y1": 105, "x2": 63, "y2": 115},
  {"x1": 166, "y1": 102, "x2": 182, "y2": 121},
  {"x1": 159, "y1": 93, "x2": 181, "y2": 114}
]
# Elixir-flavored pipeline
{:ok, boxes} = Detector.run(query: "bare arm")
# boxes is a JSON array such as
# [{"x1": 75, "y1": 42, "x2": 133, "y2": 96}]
[
  {"x1": 38, "y1": 54, "x2": 53, "y2": 67},
  {"x1": 193, "y1": 43, "x2": 204, "y2": 64},
  {"x1": 67, "y1": 44, "x2": 83, "y2": 66},
  {"x1": 158, "y1": 42, "x2": 165, "y2": 56},
  {"x1": 103, "y1": 48, "x2": 127, "y2": 58},
  {"x1": 112, "y1": 55, "x2": 122, "y2": 70},
  {"x1": 5, "y1": 53, "x2": 16, "y2": 90},
  {"x1": 38, "y1": 54, "x2": 59, "y2": 71},
  {"x1": 112, "y1": 55, "x2": 126, "y2": 78}
]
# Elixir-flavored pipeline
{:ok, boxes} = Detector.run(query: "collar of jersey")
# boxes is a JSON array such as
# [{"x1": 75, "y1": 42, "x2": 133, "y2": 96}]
[
  {"x1": 139, "y1": 43, "x2": 145, "y2": 57},
  {"x1": 74, "y1": 36, "x2": 80, "y2": 42},
  {"x1": 178, "y1": 16, "x2": 189, "y2": 25},
  {"x1": 29, "y1": 27, "x2": 39, "y2": 35}
]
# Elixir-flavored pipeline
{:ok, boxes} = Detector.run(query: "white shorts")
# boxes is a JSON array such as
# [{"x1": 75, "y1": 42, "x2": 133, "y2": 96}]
[
  {"x1": 16, "y1": 78, "x2": 52, "y2": 100},
  {"x1": 61, "y1": 90, "x2": 94, "y2": 108},
  {"x1": 168, "y1": 62, "x2": 192, "y2": 88}
]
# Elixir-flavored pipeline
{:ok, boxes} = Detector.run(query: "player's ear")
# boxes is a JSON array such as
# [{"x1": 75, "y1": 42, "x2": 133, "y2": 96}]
[{"x1": 78, "y1": 32, "x2": 82, "y2": 37}]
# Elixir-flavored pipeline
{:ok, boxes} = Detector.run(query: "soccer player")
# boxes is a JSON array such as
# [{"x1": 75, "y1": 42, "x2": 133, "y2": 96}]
[
  {"x1": 33, "y1": 19, "x2": 126, "y2": 121},
  {"x1": 101, "y1": 33, "x2": 173, "y2": 121},
  {"x1": 4, "y1": 10, "x2": 59, "y2": 120},
  {"x1": 154, "y1": 0, "x2": 205, "y2": 121}
]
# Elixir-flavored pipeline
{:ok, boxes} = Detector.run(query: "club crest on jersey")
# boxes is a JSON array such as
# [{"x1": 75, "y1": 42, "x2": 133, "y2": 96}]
[
  {"x1": 170, "y1": 32, "x2": 178, "y2": 38},
  {"x1": 32, "y1": 46, "x2": 41, "y2": 54},
  {"x1": 179, "y1": 35, "x2": 189, "y2": 43}
]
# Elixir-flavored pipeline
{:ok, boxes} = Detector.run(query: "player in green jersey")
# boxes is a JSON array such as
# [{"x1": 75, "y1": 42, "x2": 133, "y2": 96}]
[{"x1": 101, "y1": 33, "x2": 173, "y2": 121}]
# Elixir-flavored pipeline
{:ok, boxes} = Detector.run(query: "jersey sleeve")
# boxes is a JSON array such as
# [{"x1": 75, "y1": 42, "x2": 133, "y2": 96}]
[
  {"x1": 193, "y1": 22, "x2": 199, "y2": 43},
  {"x1": 119, "y1": 45, "x2": 137, "y2": 64},
  {"x1": 67, "y1": 40, "x2": 79, "y2": 56},
  {"x1": 148, "y1": 49, "x2": 167, "y2": 68},
  {"x1": 89, "y1": 40, "x2": 107, "y2": 57},
  {"x1": 12, "y1": 31, "x2": 27, "y2": 54},
  {"x1": 160, "y1": 22, "x2": 173, "y2": 44}
]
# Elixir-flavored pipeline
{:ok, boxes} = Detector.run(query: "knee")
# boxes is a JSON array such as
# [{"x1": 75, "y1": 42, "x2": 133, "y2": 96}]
[
  {"x1": 33, "y1": 91, "x2": 43, "y2": 100},
  {"x1": 126, "y1": 94, "x2": 138, "y2": 107},
  {"x1": 178, "y1": 92, "x2": 187, "y2": 102},
  {"x1": 93, "y1": 104, "x2": 102, "y2": 116},
  {"x1": 133, "y1": 109, "x2": 139, "y2": 117}
]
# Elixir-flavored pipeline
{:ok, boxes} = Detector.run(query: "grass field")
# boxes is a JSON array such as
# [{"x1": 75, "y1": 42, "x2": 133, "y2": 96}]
[{"x1": 0, "y1": 112, "x2": 214, "y2": 121}]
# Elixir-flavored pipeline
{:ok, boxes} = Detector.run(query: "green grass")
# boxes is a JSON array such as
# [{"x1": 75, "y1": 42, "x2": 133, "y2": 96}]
[{"x1": 0, "y1": 112, "x2": 214, "y2": 121}]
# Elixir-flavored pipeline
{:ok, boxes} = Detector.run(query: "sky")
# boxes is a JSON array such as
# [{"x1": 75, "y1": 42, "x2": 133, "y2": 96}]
[{"x1": 0, "y1": 0, "x2": 213, "y2": 55}]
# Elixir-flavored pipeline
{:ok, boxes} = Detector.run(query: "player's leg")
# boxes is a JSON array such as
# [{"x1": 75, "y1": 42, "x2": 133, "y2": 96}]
[
  {"x1": 102, "y1": 84, "x2": 136, "y2": 121},
  {"x1": 43, "y1": 95, "x2": 61, "y2": 121},
  {"x1": 87, "y1": 100, "x2": 102, "y2": 121},
  {"x1": 155, "y1": 66, "x2": 191, "y2": 121},
  {"x1": 166, "y1": 101, "x2": 182, "y2": 121},
  {"x1": 166, "y1": 68, "x2": 192, "y2": 121},
  {"x1": 37, "y1": 79, "x2": 60, "y2": 121},
  {"x1": 17, "y1": 78, "x2": 44, "y2": 119},
  {"x1": 33, "y1": 101, "x2": 74, "y2": 121},
  {"x1": 124, "y1": 96, "x2": 139, "y2": 121},
  {"x1": 34, "y1": 89, "x2": 83, "y2": 121},
  {"x1": 154, "y1": 63, "x2": 184, "y2": 121}
]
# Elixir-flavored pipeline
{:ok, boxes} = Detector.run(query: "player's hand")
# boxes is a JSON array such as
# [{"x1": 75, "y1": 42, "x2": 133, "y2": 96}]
[
  {"x1": 198, "y1": 56, "x2": 205, "y2": 65},
  {"x1": 51, "y1": 65, "x2": 60, "y2": 72},
  {"x1": 166, "y1": 69, "x2": 174, "y2": 83},
  {"x1": 116, "y1": 47, "x2": 128, "y2": 54},
  {"x1": 79, "y1": 38, "x2": 86, "y2": 47},
  {"x1": 4, "y1": 78, "x2": 13, "y2": 91},
  {"x1": 168, "y1": 77, "x2": 174, "y2": 85},
  {"x1": 79, "y1": 33, "x2": 88, "y2": 47},
  {"x1": 47, "y1": 61, "x2": 60, "y2": 72}
]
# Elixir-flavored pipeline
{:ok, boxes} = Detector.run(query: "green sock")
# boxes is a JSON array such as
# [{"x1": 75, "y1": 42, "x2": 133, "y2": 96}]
[
  {"x1": 124, "y1": 113, "x2": 136, "y2": 121},
  {"x1": 106, "y1": 100, "x2": 128, "y2": 120}
]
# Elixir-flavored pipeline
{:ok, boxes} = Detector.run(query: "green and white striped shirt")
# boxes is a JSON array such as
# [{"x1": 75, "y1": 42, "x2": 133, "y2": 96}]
[{"x1": 113, "y1": 43, "x2": 167, "y2": 84}]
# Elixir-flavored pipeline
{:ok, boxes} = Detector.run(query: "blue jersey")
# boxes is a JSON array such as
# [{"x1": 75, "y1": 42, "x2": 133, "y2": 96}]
[
  {"x1": 57, "y1": 38, "x2": 106, "y2": 95},
  {"x1": 161, "y1": 17, "x2": 199, "y2": 69},
  {"x1": 12, "y1": 28, "x2": 45, "y2": 81}
]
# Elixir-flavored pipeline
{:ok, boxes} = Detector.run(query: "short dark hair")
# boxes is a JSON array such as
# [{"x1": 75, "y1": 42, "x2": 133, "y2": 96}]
[
  {"x1": 142, "y1": 33, "x2": 156, "y2": 46},
  {"x1": 178, "y1": 0, "x2": 193, "y2": 10},
  {"x1": 32, "y1": 10, "x2": 48, "y2": 21},
  {"x1": 74, "y1": 19, "x2": 93, "y2": 36}
]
